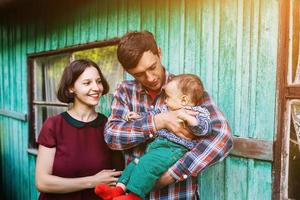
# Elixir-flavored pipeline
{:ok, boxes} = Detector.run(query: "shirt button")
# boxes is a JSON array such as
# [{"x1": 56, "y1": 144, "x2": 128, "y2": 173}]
[
  {"x1": 183, "y1": 174, "x2": 188, "y2": 179},
  {"x1": 149, "y1": 134, "x2": 153, "y2": 138},
  {"x1": 150, "y1": 105, "x2": 154, "y2": 109}
]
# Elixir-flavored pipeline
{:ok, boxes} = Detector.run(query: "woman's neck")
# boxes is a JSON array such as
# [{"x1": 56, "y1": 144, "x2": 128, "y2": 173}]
[{"x1": 68, "y1": 104, "x2": 97, "y2": 122}]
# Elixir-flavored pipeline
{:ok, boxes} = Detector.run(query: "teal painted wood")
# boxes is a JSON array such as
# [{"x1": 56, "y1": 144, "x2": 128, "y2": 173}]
[
  {"x1": 0, "y1": 0, "x2": 279, "y2": 199},
  {"x1": 154, "y1": 0, "x2": 169, "y2": 69}
]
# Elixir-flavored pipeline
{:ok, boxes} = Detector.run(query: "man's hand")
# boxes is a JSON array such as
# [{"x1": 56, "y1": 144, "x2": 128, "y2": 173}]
[
  {"x1": 153, "y1": 171, "x2": 176, "y2": 190},
  {"x1": 154, "y1": 109, "x2": 197, "y2": 140}
]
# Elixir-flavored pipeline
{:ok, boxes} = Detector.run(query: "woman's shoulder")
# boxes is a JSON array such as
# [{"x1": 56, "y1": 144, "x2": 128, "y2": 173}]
[{"x1": 42, "y1": 113, "x2": 64, "y2": 128}]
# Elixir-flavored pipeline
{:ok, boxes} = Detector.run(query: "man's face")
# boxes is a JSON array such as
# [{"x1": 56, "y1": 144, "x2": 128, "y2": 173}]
[{"x1": 126, "y1": 50, "x2": 165, "y2": 91}]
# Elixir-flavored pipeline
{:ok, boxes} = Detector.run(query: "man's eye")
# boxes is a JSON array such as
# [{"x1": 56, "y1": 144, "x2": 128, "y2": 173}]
[{"x1": 83, "y1": 82, "x2": 89, "y2": 85}]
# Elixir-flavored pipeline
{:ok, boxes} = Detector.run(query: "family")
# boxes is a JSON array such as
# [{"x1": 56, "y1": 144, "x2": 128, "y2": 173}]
[{"x1": 35, "y1": 31, "x2": 233, "y2": 200}]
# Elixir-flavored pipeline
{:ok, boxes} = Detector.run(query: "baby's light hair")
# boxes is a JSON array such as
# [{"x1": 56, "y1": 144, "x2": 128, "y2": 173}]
[{"x1": 170, "y1": 74, "x2": 204, "y2": 104}]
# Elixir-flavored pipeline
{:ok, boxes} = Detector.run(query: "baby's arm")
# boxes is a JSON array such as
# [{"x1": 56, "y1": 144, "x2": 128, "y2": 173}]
[{"x1": 177, "y1": 107, "x2": 211, "y2": 136}]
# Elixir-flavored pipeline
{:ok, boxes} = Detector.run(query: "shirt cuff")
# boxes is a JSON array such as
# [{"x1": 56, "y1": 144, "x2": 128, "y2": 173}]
[
  {"x1": 142, "y1": 115, "x2": 156, "y2": 139},
  {"x1": 168, "y1": 164, "x2": 190, "y2": 182}
]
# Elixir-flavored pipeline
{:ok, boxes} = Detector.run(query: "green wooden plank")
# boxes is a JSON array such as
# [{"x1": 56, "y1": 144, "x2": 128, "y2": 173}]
[
  {"x1": 154, "y1": 0, "x2": 169, "y2": 69},
  {"x1": 80, "y1": 3, "x2": 91, "y2": 44},
  {"x1": 254, "y1": 0, "x2": 278, "y2": 140},
  {"x1": 168, "y1": 0, "x2": 185, "y2": 74},
  {"x1": 234, "y1": 0, "x2": 244, "y2": 137},
  {"x1": 97, "y1": 0, "x2": 108, "y2": 40},
  {"x1": 200, "y1": 0, "x2": 214, "y2": 93},
  {"x1": 141, "y1": 0, "x2": 156, "y2": 33},
  {"x1": 249, "y1": 160, "x2": 272, "y2": 200},
  {"x1": 29, "y1": 154, "x2": 39, "y2": 199},
  {"x1": 117, "y1": 0, "x2": 128, "y2": 36},
  {"x1": 88, "y1": 0, "x2": 98, "y2": 42},
  {"x1": 225, "y1": 157, "x2": 248, "y2": 200},
  {"x1": 35, "y1": 0, "x2": 46, "y2": 53},
  {"x1": 211, "y1": 0, "x2": 221, "y2": 102},
  {"x1": 200, "y1": 162, "x2": 225, "y2": 200},
  {"x1": 194, "y1": 0, "x2": 202, "y2": 79},
  {"x1": 73, "y1": 6, "x2": 82, "y2": 45},
  {"x1": 218, "y1": 0, "x2": 237, "y2": 127},
  {"x1": 183, "y1": 0, "x2": 197, "y2": 74},
  {"x1": 127, "y1": 0, "x2": 141, "y2": 32},
  {"x1": 248, "y1": 0, "x2": 259, "y2": 139},
  {"x1": 239, "y1": 0, "x2": 251, "y2": 138},
  {"x1": 107, "y1": 0, "x2": 118, "y2": 38}
]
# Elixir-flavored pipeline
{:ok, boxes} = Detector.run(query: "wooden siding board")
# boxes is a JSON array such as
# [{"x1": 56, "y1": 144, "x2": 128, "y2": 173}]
[
  {"x1": 127, "y1": 0, "x2": 141, "y2": 32},
  {"x1": 168, "y1": 0, "x2": 185, "y2": 74},
  {"x1": 200, "y1": 0, "x2": 214, "y2": 94},
  {"x1": 117, "y1": 0, "x2": 128, "y2": 36},
  {"x1": 141, "y1": 0, "x2": 156, "y2": 33},
  {"x1": 200, "y1": 162, "x2": 225, "y2": 200},
  {"x1": 184, "y1": 0, "x2": 197, "y2": 74},
  {"x1": 89, "y1": 0, "x2": 98, "y2": 42},
  {"x1": 239, "y1": 0, "x2": 252, "y2": 138},
  {"x1": 249, "y1": 0, "x2": 260, "y2": 138},
  {"x1": 107, "y1": 0, "x2": 118, "y2": 38},
  {"x1": 225, "y1": 157, "x2": 248, "y2": 200},
  {"x1": 97, "y1": 0, "x2": 108, "y2": 40},
  {"x1": 234, "y1": 0, "x2": 244, "y2": 137},
  {"x1": 218, "y1": 0, "x2": 237, "y2": 127},
  {"x1": 212, "y1": 0, "x2": 221, "y2": 102},
  {"x1": 155, "y1": 0, "x2": 169, "y2": 67},
  {"x1": 254, "y1": 0, "x2": 278, "y2": 140}
]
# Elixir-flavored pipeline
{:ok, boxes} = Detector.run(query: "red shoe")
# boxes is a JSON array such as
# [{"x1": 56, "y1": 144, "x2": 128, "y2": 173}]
[
  {"x1": 95, "y1": 184, "x2": 125, "y2": 200},
  {"x1": 112, "y1": 192, "x2": 141, "y2": 200}
]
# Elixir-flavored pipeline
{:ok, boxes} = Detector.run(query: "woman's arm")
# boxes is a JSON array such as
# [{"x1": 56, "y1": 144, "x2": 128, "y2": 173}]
[{"x1": 35, "y1": 145, "x2": 121, "y2": 193}]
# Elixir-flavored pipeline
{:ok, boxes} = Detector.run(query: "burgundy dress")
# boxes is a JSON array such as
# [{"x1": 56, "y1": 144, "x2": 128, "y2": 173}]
[{"x1": 37, "y1": 112, "x2": 112, "y2": 200}]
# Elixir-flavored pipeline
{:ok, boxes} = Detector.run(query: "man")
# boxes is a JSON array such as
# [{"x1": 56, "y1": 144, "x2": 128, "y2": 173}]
[{"x1": 104, "y1": 31, "x2": 233, "y2": 199}]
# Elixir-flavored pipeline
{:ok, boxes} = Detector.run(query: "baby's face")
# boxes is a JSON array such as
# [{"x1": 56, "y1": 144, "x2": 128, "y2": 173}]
[{"x1": 164, "y1": 81, "x2": 184, "y2": 111}]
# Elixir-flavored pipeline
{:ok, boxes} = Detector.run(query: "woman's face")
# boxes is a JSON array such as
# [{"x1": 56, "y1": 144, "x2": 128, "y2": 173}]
[{"x1": 70, "y1": 66, "x2": 103, "y2": 108}]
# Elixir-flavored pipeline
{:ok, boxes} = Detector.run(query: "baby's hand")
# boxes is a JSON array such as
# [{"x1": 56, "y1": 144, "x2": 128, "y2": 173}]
[{"x1": 126, "y1": 112, "x2": 141, "y2": 121}]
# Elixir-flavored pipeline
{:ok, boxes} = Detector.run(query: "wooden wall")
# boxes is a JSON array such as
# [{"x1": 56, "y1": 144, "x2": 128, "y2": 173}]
[{"x1": 0, "y1": 0, "x2": 279, "y2": 199}]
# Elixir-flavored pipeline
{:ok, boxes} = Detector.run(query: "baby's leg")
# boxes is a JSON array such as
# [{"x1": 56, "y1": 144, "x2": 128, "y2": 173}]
[{"x1": 95, "y1": 184, "x2": 125, "y2": 200}]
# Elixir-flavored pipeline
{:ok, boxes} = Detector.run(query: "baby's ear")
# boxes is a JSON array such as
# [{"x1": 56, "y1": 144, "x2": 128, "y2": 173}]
[{"x1": 181, "y1": 95, "x2": 189, "y2": 106}]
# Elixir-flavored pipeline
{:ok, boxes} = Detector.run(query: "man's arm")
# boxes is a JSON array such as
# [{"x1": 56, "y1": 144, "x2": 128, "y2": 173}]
[
  {"x1": 104, "y1": 84, "x2": 156, "y2": 150},
  {"x1": 168, "y1": 92, "x2": 233, "y2": 181}
]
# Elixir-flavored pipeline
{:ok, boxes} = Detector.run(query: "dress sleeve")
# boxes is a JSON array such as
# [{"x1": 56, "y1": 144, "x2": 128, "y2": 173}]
[{"x1": 37, "y1": 117, "x2": 57, "y2": 148}]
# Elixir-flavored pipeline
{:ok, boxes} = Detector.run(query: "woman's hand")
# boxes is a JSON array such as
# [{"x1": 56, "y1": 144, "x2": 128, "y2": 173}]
[{"x1": 92, "y1": 169, "x2": 122, "y2": 187}]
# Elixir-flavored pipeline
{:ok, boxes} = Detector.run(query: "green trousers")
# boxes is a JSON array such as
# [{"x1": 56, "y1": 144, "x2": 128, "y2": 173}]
[{"x1": 118, "y1": 137, "x2": 188, "y2": 199}]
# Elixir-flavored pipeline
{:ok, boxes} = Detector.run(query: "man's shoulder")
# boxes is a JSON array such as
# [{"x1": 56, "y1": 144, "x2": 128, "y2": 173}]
[{"x1": 118, "y1": 80, "x2": 139, "y2": 88}]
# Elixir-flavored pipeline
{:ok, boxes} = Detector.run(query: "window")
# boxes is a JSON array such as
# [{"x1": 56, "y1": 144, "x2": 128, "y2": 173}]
[{"x1": 28, "y1": 40, "x2": 123, "y2": 150}]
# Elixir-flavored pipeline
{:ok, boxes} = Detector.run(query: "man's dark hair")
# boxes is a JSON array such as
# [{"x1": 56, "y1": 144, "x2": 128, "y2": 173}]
[
  {"x1": 117, "y1": 30, "x2": 159, "y2": 70},
  {"x1": 57, "y1": 59, "x2": 109, "y2": 103}
]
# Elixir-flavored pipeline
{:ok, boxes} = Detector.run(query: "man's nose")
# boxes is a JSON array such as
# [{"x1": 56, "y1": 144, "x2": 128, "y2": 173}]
[{"x1": 145, "y1": 71, "x2": 155, "y2": 82}]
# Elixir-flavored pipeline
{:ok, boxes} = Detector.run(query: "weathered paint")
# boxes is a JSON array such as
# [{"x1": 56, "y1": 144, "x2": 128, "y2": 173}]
[{"x1": 0, "y1": 0, "x2": 279, "y2": 199}]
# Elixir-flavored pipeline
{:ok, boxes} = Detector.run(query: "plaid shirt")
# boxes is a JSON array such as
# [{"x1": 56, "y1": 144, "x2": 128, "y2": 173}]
[{"x1": 104, "y1": 71, "x2": 233, "y2": 200}]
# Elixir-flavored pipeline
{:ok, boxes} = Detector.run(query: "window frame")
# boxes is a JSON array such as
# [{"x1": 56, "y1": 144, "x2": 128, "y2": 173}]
[{"x1": 27, "y1": 38, "x2": 120, "y2": 152}]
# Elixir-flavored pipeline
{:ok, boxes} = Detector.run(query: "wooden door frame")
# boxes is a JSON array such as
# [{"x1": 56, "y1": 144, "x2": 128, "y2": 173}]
[{"x1": 273, "y1": 0, "x2": 300, "y2": 199}]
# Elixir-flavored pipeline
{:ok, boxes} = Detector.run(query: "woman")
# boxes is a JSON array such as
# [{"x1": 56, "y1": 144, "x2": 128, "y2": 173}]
[{"x1": 35, "y1": 59, "x2": 121, "y2": 200}]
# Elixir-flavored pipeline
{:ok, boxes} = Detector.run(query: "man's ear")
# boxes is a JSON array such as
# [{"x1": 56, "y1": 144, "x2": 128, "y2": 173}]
[
  {"x1": 158, "y1": 47, "x2": 162, "y2": 59},
  {"x1": 181, "y1": 95, "x2": 189, "y2": 106}
]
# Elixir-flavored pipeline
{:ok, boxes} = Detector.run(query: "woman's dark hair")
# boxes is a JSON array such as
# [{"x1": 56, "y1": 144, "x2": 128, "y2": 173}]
[
  {"x1": 57, "y1": 59, "x2": 109, "y2": 103},
  {"x1": 117, "y1": 30, "x2": 159, "y2": 70}
]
